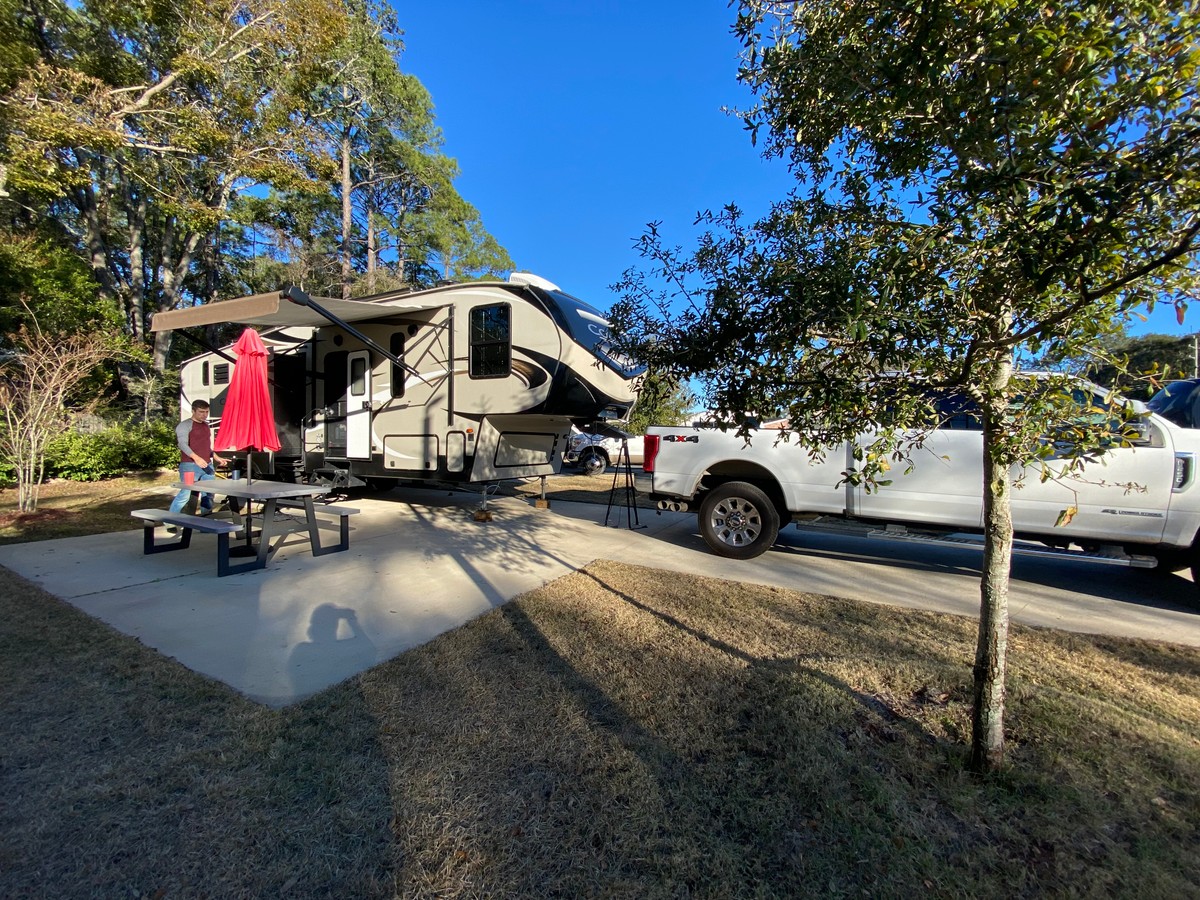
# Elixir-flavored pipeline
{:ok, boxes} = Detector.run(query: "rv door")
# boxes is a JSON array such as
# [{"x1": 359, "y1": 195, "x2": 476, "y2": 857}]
[{"x1": 347, "y1": 350, "x2": 371, "y2": 459}]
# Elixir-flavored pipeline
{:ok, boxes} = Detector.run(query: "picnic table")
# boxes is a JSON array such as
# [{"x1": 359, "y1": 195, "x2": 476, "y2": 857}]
[{"x1": 132, "y1": 479, "x2": 359, "y2": 576}]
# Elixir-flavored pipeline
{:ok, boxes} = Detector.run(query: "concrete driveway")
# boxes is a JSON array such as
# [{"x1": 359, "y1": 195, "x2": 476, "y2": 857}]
[{"x1": 1, "y1": 484, "x2": 1195, "y2": 707}]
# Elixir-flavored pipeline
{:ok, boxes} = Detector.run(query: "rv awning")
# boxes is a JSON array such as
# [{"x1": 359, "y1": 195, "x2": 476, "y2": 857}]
[{"x1": 150, "y1": 290, "x2": 443, "y2": 332}]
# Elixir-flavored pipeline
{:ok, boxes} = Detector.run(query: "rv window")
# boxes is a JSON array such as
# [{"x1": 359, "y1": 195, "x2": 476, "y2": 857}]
[
  {"x1": 390, "y1": 333, "x2": 406, "y2": 399},
  {"x1": 350, "y1": 356, "x2": 368, "y2": 397},
  {"x1": 470, "y1": 304, "x2": 511, "y2": 379},
  {"x1": 202, "y1": 362, "x2": 209, "y2": 387},
  {"x1": 213, "y1": 363, "x2": 230, "y2": 385}
]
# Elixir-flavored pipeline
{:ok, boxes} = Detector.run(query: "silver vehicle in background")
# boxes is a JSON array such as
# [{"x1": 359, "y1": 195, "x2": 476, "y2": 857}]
[{"x1": 563, "y1": 425, "x2": 640, "y2": 476}]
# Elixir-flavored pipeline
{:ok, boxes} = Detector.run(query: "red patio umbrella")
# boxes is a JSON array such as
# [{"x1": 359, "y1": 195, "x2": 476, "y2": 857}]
[{"x1": 214, "y1": 327, "x2": 281, "y2": 483}]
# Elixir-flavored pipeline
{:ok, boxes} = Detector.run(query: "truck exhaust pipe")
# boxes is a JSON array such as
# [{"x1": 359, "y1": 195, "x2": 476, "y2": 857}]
[{"x1": 657, "y1": 500, "x2": 685, "y2": 512}]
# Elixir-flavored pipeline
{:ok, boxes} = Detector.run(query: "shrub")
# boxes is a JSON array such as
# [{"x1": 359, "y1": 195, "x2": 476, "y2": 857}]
[{"x1": 44, "y1": 421, "x2": 178, "y2": 481}]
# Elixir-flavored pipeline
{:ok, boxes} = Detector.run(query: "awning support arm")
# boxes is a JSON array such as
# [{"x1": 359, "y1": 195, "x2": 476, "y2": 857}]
[
  {"x1": 175, "y1": 329, "x2": 237, "y2": 365},
  {"x1": 282, "y1": 286, "x2": 428, "y2": 384},
  {"x1": 174, "y1": 327, "x2": 293, "y2": 388}
]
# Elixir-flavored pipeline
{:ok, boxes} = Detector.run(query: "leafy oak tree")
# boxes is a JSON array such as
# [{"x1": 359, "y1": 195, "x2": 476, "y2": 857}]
[
  {"x1": 612, "y1": 1, "x2": 1200, "y2": 772},
  {"x1": 3, "y1": 0, "x2": 351, "y2": 367}
]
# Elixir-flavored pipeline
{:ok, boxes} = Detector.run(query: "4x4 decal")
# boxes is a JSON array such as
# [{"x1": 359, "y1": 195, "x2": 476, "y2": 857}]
[{"x1": 664, "y1": 434, "x2": 699, "y2": 443}]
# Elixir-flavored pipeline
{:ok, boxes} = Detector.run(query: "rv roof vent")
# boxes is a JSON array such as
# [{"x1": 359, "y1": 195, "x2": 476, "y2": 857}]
[{"x1": 508, "y1": 272, "x2": 560, "y2": 292}]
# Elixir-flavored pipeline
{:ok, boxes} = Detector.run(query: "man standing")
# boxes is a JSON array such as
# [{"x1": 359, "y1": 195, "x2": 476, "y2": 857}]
[{"x1": 169, "y1": 400, "x2": 229, "y2": 515}]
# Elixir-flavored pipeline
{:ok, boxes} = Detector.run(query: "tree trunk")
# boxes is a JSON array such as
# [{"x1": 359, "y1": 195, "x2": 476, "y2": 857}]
[
  {"x1": 341, "y1": 125, "x2": 353, "y2": 299},
  {"x1": 206, "y1": 222, "x2": 220, "y2": 304},
  {"x1": 151, "y1": 216, "x2": 205, "y2": 371},
  {"x1": 127, "y1": 187, "x2": 148, "y2": 341},
  {"x1": 971, "y1": 356, "x2": 1015, "y2": 773},
  {"x1": 72, "y1": 180, "x2": 116, "y2": 308},
  {"x1": 365, "y1": 159, "x2": 377, "y2": 294}
]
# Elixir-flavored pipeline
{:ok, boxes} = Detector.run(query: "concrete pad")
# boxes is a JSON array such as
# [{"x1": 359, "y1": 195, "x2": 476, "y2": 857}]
[
  {"x1": 0, "y1": 487, "x2": 679, "y2": 707},
  {"x1": 3, "y1": 483, "x2": 1197, "y2": 707}
]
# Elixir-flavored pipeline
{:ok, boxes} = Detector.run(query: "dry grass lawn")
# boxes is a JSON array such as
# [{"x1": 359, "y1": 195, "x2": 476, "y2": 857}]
[{"x1": 1, "y1": 475, "x2": 1199, "y2": 897}]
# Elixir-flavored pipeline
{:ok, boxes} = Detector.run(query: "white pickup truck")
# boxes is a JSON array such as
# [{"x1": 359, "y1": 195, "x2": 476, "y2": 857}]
[{"x1": 642, "y1": 391, "x2": 1200, "y2": 590}]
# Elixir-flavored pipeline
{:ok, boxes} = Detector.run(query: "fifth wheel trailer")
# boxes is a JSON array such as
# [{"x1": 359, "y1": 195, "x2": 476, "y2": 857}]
[{"x1": 150, "y1": 273, "x2": 645, "y2": 488}]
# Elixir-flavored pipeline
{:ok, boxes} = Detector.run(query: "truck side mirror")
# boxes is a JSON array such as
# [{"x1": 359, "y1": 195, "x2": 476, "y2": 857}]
[{"x1": 1125, "y1": 417, "x2": 1159, "y2": 447}]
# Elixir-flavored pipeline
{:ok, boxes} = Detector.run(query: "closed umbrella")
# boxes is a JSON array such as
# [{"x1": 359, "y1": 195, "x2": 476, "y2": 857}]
[{"x1": 214, "y1": 327, "x2": 281, "y2": 483}]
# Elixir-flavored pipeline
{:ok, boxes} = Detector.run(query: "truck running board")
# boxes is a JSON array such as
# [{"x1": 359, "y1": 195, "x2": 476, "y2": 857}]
[{"x1": 865, "y1": 524, "x2": 1158, "y2": 569}]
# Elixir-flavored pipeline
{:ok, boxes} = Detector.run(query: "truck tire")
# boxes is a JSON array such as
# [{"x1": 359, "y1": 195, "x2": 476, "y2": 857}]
[
  {"x1": 579, "y1": 448, "x2": 608, "y2": 477},
  {"x1": 699, "y1": 482, "x2": 780, "y2": 559}
]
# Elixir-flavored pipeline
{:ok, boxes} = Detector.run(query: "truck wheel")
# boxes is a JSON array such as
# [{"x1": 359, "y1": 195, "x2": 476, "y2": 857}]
[
  {"x1": 699, "y1": 482, "x2": 780, "y2": 559},
  {"x1": 579, "y1": 449, "x2": 608, "y2": 477}
]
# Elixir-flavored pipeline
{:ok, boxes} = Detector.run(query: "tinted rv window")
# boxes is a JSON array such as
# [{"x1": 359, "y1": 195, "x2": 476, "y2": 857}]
[
  {"x1": 213, "y1": 363, "x2": 230, "y2": 385},
  {"x1": 350, "y1": 356, "x2": 367, "y2": 397},
  {"x1": 202, "y1": 362, "x2": 209, "y2": 386},
  {"x1": 390, "y1": 333, "x2": 406, "y2": 399},
  {"x1": 470, "y1": 304, "x2": 510, "y2": 379}
]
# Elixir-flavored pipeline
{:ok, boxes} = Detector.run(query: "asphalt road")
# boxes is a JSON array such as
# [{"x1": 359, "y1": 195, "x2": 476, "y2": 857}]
[{"x1": 562, "y1": 502, "x2": 1200, "y2": 648}]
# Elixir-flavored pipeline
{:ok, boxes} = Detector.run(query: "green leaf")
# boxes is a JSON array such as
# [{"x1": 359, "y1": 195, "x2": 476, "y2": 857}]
[{"x1": 1054, "y1": 506, "x2": 1078, "y2": 528}]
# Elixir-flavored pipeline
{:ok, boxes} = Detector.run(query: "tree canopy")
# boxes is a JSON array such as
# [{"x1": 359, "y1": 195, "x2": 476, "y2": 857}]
[
  {"x1": 0, "y1": 0, "x2": 513, "y2": 367},
  {"x1": 613, "y1": 0, "x2": 1200, "y2": 772}
]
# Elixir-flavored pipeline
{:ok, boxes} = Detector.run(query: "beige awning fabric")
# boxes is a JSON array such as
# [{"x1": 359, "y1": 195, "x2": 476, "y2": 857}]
[{"x1": 150, "y1": 291, "x2": 445, "y2": 332}]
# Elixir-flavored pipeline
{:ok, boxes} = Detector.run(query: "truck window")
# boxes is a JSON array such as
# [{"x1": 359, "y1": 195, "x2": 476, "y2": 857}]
[
  {"x1": 390, "y1": 333, "x2": 406, "y2": 399},
  {"x1": 470, "y1": 304, "x2": 511, "y2": 379},
  {"x1": 934, "y1": 393, "x2": 982, "y2": 431}
]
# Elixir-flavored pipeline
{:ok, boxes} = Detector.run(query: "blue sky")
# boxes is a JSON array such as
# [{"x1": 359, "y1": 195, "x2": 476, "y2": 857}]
[{"x1": 394, "y1": 0, "x2": 1190, "y2": 339}]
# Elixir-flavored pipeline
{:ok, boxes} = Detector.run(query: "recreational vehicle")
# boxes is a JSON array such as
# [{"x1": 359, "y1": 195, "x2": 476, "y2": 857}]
[{"x1": 151, "y1": 274, "x2": 644, "y2": 488}]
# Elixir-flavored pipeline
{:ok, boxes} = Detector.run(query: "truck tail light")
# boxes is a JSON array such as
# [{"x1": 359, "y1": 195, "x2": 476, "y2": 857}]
[
  {"x1": 1174, "y1": 453, "x2": 1195, "y2": 492},
  {"x1": 643, "y1": 434, "x2": 660, "y2": 473}
]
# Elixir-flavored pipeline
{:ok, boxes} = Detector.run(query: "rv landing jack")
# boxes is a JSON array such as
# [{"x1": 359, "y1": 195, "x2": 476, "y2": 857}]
[
  {"x1": 534, "y1": 475, "x2": 551, "y2": 510},
  {"x1": 473, "y1": 483, "x2": 497, "y2": 521},
  {"x1": 310, "y1": 466, "x2": 365, "y2": 493}
]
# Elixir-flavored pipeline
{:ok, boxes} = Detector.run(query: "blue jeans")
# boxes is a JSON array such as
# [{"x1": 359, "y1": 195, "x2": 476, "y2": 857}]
[{"x1": 169, "y1": 461, "x2": 215, "y2": 513}]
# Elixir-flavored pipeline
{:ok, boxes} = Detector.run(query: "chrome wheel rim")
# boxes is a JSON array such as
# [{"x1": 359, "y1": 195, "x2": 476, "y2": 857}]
[{"x1": 709, "y1": 496, "x2": 763, "y2": 548}]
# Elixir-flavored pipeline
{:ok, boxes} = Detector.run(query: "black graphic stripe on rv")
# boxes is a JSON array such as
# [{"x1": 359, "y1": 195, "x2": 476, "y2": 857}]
[
  {"x1": 511, "y1": 355, "x2": 549, "y2": 389},
  {"x1": 513, "y1": 348, "x2": 554, "y2": 388}
]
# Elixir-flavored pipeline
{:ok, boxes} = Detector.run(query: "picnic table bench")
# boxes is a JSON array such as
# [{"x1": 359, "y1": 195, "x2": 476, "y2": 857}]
[
  {"x1": 130, "y1": 508, "x2": 253, "y2": 577},
  {"x1": 133, "y1": 479, "x2": 361, "y2": 576}
]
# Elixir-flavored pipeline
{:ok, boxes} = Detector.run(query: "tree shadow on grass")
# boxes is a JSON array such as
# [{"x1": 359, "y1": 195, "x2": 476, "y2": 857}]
[
  {"x1": 0, "y1": 572, "x2": 399, "y2": 898},
  {"x1": 367, "y1": 569, "x2": 979, "y2": 896}
]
